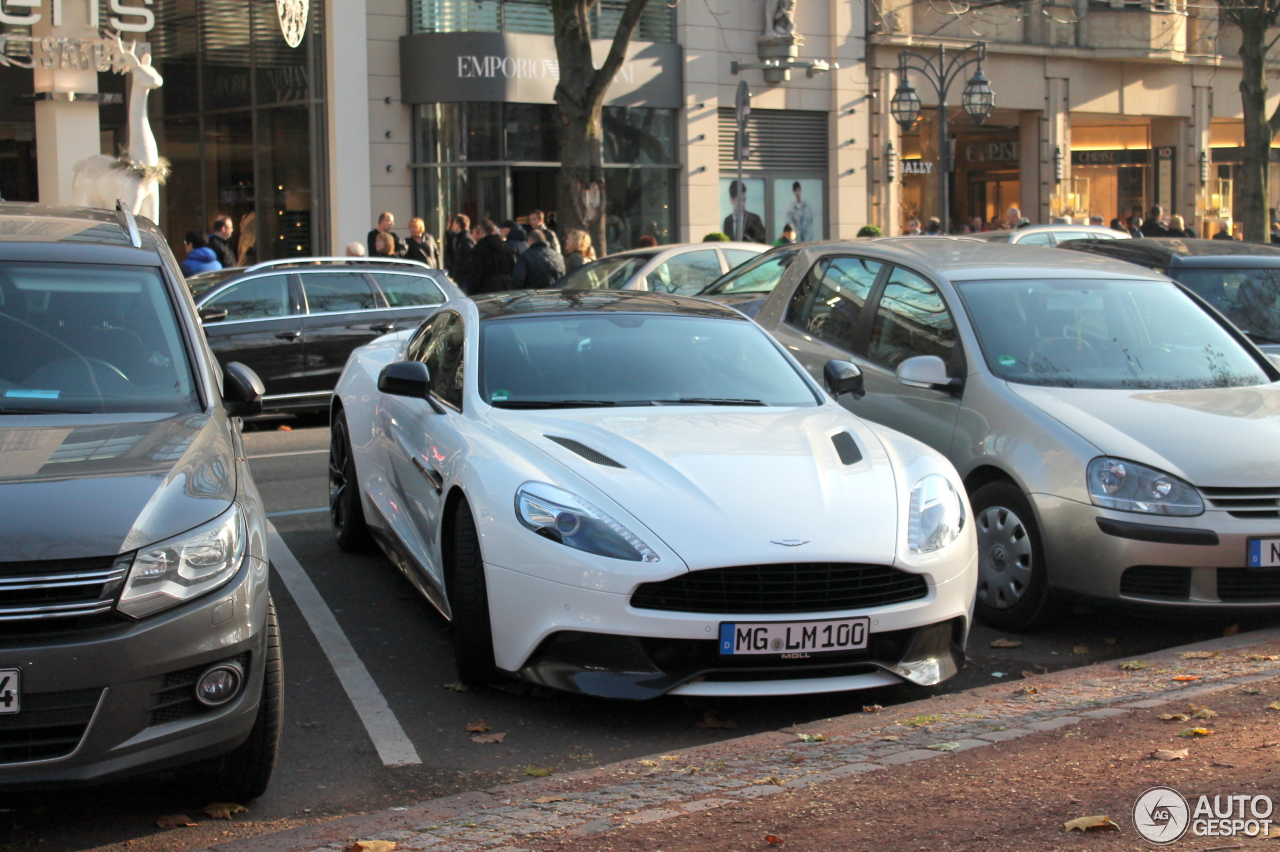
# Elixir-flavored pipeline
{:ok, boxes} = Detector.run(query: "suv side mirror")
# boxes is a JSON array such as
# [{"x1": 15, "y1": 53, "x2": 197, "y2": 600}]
[
  {"x1": 378, "y1": 361, "x2": 432, "y2": 398},
  {"x1": 222, "y1": 362, "x2": 264, "y2": 418},
  {"x1": 199, "y1": 306, "x2": 228, "y2": 324},
  {"x1": 823, "y1": 360, "x2": 864, "y2": 399},
  {"x1": 896, "y1": 354, "x2": 962, "y2": 392}
]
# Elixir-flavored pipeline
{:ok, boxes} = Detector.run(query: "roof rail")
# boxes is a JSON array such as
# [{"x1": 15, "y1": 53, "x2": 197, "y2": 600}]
[
  {"x1": 243, "y1": 257, "x2": 433, "y2": 273},
  {"x1": 114, "y1": 200, "x2": 141, "y2": 248}
]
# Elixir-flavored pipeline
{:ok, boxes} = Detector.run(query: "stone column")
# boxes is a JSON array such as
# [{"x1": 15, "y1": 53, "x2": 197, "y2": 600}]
[
  {"x1": 30, "y1": 0, "x2": 101, "y2": 205},
  {"x1": 326, "y1": 0, "x2": 371, "y2": 253},
  {"x1": 1018, "y1": 110, "x2": 1040, "y2": 222},
  {"x1": 829, "y1": 0, "x2": 869, "y2": 238}
]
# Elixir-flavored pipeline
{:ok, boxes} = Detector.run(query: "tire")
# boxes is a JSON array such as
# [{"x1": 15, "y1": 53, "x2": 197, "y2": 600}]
[
  {"x1": 206, "y1": 596, "x2": 283, "y2": 802},
  {"x1": 330, "y1": 409, "x2": 373, "y2": 552},
  {"x1": 448, "y1": 500, "x2": 497, "y2": 685},
  {"x1": 971, "y1": 481, "x2": 1053, "y2": 632}
]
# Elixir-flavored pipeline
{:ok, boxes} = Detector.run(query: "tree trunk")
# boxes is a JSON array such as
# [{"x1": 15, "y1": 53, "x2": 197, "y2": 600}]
[
  {"x1": 552, "y1": 0, "x2": 649, "y2": 256},
  {"x1": 1236, "y1": 11, "x2": 1275, "y2": 244}
]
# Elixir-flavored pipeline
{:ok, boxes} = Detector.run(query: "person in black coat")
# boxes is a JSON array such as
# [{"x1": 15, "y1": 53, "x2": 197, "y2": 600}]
[
  {"x1": 470, "y1": 219, "x2": 516, "y2": 294},
  {"x1": 368, "y1": 211, "x2": 399, "y2": 257},
  {"x1": 1140, "y1": 206, "x2": 1169, "y2": 237},
  {"x1": 501, "y1": 221, "x2": 528, "y2": 257},
  {"x1": 401, "y1": 217, "x2": 441, "y2": 268},
  {"x1": 512, "y1": 229, "x2": 565, "y2": 290},
  {"x1": 452, "y1": 227, "x2": 477, "y2": 293},
  {"x1": 207, "y1": 216, "x2": 237, "y2": 269}
]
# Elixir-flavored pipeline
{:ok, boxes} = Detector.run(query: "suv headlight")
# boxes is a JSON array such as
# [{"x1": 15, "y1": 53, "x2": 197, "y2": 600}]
[
  {"x1": 1086, "y1": 457, "x2": 1203, "y2": 516},
  {"x1": 908, "y1": 474, "x2": 966, "y2": 554},
  {"x1": 118, "y1": 505, "x2": 246, "y2": 618},
  {"x1": 515, "y1": 482, "x2": 659, "y2": 563}
]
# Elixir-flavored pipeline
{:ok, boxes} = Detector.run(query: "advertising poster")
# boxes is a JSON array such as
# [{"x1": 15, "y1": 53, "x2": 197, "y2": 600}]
[
  {"x1": 774, "y1": 178, "x2": 824, "y2": 243},
  {"x1": 718, "y1": 177, "x2": 766, "y2": 243}
]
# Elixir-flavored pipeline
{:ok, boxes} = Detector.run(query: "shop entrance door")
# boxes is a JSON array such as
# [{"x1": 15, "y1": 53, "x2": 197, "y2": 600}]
[
  {"x1": 968, "y1": 174, "x2": 1019, "y2": 226},
  {"x1": 511, "y1": 168, "x2": 558, "y2": 226}
]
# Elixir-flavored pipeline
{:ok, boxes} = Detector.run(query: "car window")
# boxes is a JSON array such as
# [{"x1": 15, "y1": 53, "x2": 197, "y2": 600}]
[
  {"x1": 645, "y1": 250, "x2": 723, "y2": 295},
  {"x1": 1173, "y1": 267, "x2": 1280, "y2": 345},
  {"x1": 1055, "y1": 231, "x2": 1097, "y2": 244},
  {"x1": 1014, "y1": 232, "x2": 1053, "y2": 246},
  {"x1": 722, "y1": 248, "x2": 760, "y2": 270},
  {"x1": 701, "y1": 250, "x2": 798, "y2": 295},
  {"x1": 203, "y1": 274, "x2": 292, "y2": 321},
  {"x1": 407, "y1": 312, "x2": 444, "y2": 363},
  {"x1": 559, "y1": 254, "x2": 655, "y2": 290},
  {"x1": 301, "y1": 272, "x2": 377, "y2": 313},
  {"x1": 867, "y1": 267, "x2": 956, "y2": 369},
  {"x1": 785, "y1": 256, "x2": 883, "y2": 352},
  {"x1": 370, "y1": 272, "x2": 446, "y2": 308},
  {"x1": 0, "y1": 263, "x2": 199, "y2": 414},
  {"x1": 422, "y1": 311, "x2": 464, "y2": 409}
]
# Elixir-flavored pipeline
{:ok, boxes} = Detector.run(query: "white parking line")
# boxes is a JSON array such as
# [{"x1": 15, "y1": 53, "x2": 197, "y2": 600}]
[
  {"x1": 248, "y1": 449, "x2": 329, "y2": 459},
  {"x1": 267, "y1": 522, "x2": 422, "y2": 767}
]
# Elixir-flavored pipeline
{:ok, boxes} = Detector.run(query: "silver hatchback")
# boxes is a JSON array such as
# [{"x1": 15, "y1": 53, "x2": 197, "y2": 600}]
[{"x1": 744, "y1": 238, "x2": 1280, "y2": 630}]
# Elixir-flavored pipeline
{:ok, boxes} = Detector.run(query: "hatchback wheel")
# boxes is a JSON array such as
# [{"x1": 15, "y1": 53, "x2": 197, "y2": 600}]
[
  {"x1": 330, "y1": 410, "x2": 372, "y2": 551},
  {"x1": 972, "y1": 481, "x2": 1052, "y2": 632},
  {"x1": 449, "y1": 499, "x2": 498, "y2": 685}
]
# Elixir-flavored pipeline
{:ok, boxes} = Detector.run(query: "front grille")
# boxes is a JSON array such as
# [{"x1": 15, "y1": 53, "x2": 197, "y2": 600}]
[
  {"x1": 1120, "y1": 565, "x2": 1192, "y2": 600},
  {"x1": 1217, "y1": 569, "x2": 1280, "y2": 602},
  {"x1": 0, "y1": 555, "x2": 129, "y2": 626},
  {"x1": 1200, "y1": 486, "x2": 1280, "y2": 519},
  {"x1": 149, "y1": 652, "x2": 251, "y2": 727},
  {"x1": 0, "y1": 688, "x2": 101, "y2": 765},
  {"x1": 631, "y1": 563, "x2": 929, "y2": 614}
]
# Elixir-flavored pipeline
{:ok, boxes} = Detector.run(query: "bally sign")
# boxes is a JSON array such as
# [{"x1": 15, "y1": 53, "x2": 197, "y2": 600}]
[{"x1": 901, "y1": 159, "x2": 934, "y2": 175}]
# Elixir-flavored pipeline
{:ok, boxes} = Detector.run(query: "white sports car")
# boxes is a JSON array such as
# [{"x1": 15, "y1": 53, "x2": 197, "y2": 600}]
[{"x1": 328, "y1": 291, "x2": 977, "y2": 699}]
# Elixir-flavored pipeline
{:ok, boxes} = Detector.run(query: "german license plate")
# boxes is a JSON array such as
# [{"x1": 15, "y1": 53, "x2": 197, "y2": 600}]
[
  {"x1": 1248, "y1": 538, "x2": 1280, "y2": 568},
  {"x1": 718, "y1": 618, "x2": 869, "y2": 656},
  {"x1": 0, "y1": 668, "x2": 18, "y2": 715}
]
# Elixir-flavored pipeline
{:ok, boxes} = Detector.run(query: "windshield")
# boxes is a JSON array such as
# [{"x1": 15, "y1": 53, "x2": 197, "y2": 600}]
[
  {"x1": 958, "y1": 278, "x2": 1271, "y2": 390},
  {"x1": 1170, "y1": 268, "x2": 1280, "y2": 345},
  {"x1": 0, "y1": 263, "x2": 200, "y2": 413},
  {"x1": 559, "y1": 254, "x2": 656, "y2": 291},
  {"x1": 480, "y1": 314, "x2": 818, "y2": 408},
  {"x1": 700, "y1": 250, "x2": 798, "y2": 295}
]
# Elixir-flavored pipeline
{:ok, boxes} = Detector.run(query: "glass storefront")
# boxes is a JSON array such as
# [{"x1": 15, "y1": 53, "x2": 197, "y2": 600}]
[{"x1": 410, "y1": 0, "x2": 675, "y2": 41}]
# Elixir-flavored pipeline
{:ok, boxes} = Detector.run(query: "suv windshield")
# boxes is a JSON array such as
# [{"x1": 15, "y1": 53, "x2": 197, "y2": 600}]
[
  {"x1": 480, "y1": 314, "x2": 818, "y2": 408},
  {"x1": 1170, "y1": 268, "x2": 1280, "y2": 345},
  {"x1": 0, "y1": 263, "x2": 200, "y2": 413},
  {"x1": 701, "y1": 250, "x2": 797, "y2": 295},
  {"x1": 958, "y1": 278, "x2": 1271, "y2": 389}
]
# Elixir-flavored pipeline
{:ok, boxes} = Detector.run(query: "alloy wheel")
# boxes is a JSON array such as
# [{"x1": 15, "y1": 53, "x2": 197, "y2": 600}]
[{"x1": 975, "y1": 505, "x2": 1034, "y2": 609}]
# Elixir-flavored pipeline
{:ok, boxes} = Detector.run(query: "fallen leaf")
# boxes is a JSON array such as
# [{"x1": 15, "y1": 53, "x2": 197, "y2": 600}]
[
  {"x1": 1072, "y1": 645, "x2": 1090, "y2": 655},
  {"x1": 534, "y1": 796, "x2": 567, "y2": 804},
  {"x1": 795, "y1": 733, "x2": 826, "y2": 743},
  {"x1": 989, "y1": 638, "x2": 1022, "y2": 648},
  {"x1": 1270, "y1": 702, "x2": 1280, "y2": 711},
  {"x1": 1249, "y1": 654, "x2": 1280, "y2": 662},
  {"x1": 203, "y1": 803, "x2": 247, "y2": 820},
  {"x1": 754, "y1": 776, "x2": 784, "y2": 786},
  {"x1": 862, "y1": 704, "x2": 882, "y2": 713},
  {"x1": 1178, "y1": 727, "x2": 1213, "y2": 737},
  {"x1": 1225, "y1": 624, "x2": 1240, "y2": 636},
  {"x1": 637, "y1": 759, "x2": 658, "y2": 767},
  {"x1": 1158, "y1": 713, "x2": 1191, "y2": 722},
  {"x1": 695, "y1": 711, "x2": 738, "y2": 730},
  {"x1": 880, "y1": 735, "x2": 899, "y2": 742},
  {"x1": 523, "y1": 765, "x2": 552, "y2": 777},
  {"x1": 471, "y1": 733, "x2": 506, "y2": 744},
  {"x1": 156, "y1": 815, "x2": 197, "y2": 829},
  {"x1": 1013, "y1": 686, "x2": 1039, "y2": 696},
  {"x1": 277, "y1": 424, "x2": 292, "y2": 432},
  {"x1": 441, "y1": 682, "x2": 470, "y2": 692},
  {"x1": 465, "y1": 720, "x2": 490, "y2": 733},
  {"x1": 1104, "y1": 637, "x2": 1117, "y2": 645},
  {"x1": 1119, "y1": 660, "x2": 1147, "y2": 670},
  {"x1": 1173, "y1": 675, "x2": 1201, "y2": 682},
  {"x1": 1190, "y1": 707, "x2": 1217, "y2": 719},
  {"x1": 1151, "y1": 748, "x2": 1189, "y2": 761},
  {"x1": 1181, "y1": 650, "x2": 1220, "y2": 659},
  {"x1": 928, "y1": 742, "x2": 960, "y2": 751},
  {"x1": 1245, "y1": 687, "x2": 1264, "y2": 694},
  {"x1": 660, "y1": 754, "x2": 680, "y2": 761},
  {"x1": 765, "y1": 834, "x2": 784, "y2": 845},
  {"x1": 1063, "y1": 815, "x2": 1120, "y2": 833},
  {"x1": 347, "y1": 843, "x2": 396, "y2": 852}
]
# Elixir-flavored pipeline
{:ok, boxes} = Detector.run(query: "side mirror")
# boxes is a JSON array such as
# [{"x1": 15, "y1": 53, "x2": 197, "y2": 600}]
[
  {"x1": 222, "y1": 362, "x2": 264, "y2": 418},
  {"x1": 823, "y1": 359, "x2": 864, "y2": 399},
  {"x1": 198, "y1": 306, "x2": 228, "y2": 324},
  {"x1": 378, "y1": 360, "x2": 432, "y2": 399},
  {"x1": 896, "y1": 354, "x2": 962, "y2": 392}
]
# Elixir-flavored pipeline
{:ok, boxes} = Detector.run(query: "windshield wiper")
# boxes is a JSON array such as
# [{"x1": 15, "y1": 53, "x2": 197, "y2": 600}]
[
  {"x1": 665, "y1": 398, "x2": 767, "y2": 406},
  {"x1": 491, "y1": 399, "x2": 655, "y2": 409}
]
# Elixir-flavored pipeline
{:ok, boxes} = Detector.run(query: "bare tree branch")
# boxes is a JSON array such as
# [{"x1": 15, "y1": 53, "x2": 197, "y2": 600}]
[{"x1": 586, "y1": 0, "x2": 649, "y2": 108}]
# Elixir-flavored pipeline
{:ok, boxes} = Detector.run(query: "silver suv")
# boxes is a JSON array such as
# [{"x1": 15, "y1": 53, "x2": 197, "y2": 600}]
[
  {"x1": 740, "y1": 237, "x2": 1280, "y2": 630},
  {"x1": 0, "y1": 203, "x2": 278, "y2": 797}
]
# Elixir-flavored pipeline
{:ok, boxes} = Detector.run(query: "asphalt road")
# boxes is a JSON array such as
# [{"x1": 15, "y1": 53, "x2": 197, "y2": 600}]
[{"x1": 2, "y1": 422, "x2": 1260, "y2": 852}]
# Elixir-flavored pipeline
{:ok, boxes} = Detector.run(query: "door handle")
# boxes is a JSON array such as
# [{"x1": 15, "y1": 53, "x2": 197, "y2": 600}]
[
  {"x1": 370, "y1": 323, "x2": 397, "y2": 333},
  {"x1": 275, "y1": 331, "x2": 301, "y2": 341}
]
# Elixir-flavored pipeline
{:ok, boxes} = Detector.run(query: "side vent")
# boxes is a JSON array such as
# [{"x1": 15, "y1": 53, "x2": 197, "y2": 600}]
[
  {"x1": 545, "y1": 435, "x2": 625, "y2": 469},
  {"x1": 831, "y1": 431, "x2": 862, "y2": 465}
]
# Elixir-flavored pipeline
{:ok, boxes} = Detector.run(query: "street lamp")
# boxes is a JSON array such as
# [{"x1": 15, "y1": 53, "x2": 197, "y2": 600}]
[{"x1": 890, "y1": 43, "x2": 992, "y2": 234}]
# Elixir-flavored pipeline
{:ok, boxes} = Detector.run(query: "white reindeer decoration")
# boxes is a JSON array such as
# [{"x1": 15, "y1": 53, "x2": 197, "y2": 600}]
[{"x1": 72, "y1": 36, "x2": 168, "y2": 223}]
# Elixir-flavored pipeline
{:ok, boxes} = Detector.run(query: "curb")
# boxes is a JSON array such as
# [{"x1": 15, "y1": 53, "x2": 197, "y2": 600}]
[{"x1": 206, "y1": 625, "x2": 1280, "y2": 852}]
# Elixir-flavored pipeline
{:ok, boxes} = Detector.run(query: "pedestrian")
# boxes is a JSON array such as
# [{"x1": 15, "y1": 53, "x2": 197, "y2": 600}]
[
  {"x1": 904, "y1": 218, "x2": 922, "y2": 236},
  {"x1": 345, "y1": 241, "x2": 367, "y2": 257},
  {"x1": 562, "y1": 229, "x2": 596, "y2": 273},
  {"x1": 774, "y1": 224, "x2": 796, "y2": 246},
  {"x1": 970, "y1": 215, "x2": 986, "y2": 233},
  {"x1": 1127, "y1": 216, "x2": 1144, "y2": 238},
  {"x1": 1089, "y1": 215, "x2": 1105, "y2": 227},
  {"x1": 1005, "y1": 206, "x2": 1030, "y2": 229},
  {"x1": 1178, "y1": 216, "x2": 1198, "y2": 238},
  {"x1": 180, "y1": 230, "x2": 221, "y2": 276},
  {"x1": 924, "y1": 217, "x2": 941, "y2": 235},
  {"x1": 367, "y1": 212, "x2": 398, "y2": 257},
  {"x1": 1109, "y1": 217, "x2": 1126, "y2": 233},
  {"x1": 1213, "y1": 226, "x2": 1236, "y2": 241},
  {"x1": 1271, "y1": 220, "x2": 1280, "y2": 244},
  {"x1": 207, "y1": 215, "x2": 237, "y2": 269},
  {"x1": 527, "y1": 209, "x2": 561, "y2": 254},
  {"x1": 1140, "y1": 205, "x2": 1168, "y2": 237},
  {"x1": 1166, "y1": 215, "x2": 1190, "y2": 238},
  {"x1": 501, "y1": 220, "x2": 528, "y2": 257},
  {"x1": 512, "y1": 228, "x2": 565, "y2": 289},
  {"x1": 401, "y1": 217, "x2": 441, "y2": 267},
  {"x1": 637, "y1": 235, "x2": 658, "y2": 248},
  {"x1": 469, "y1": 219, "x2": 516, "y2": 294},
  {"x1": 372, "y1": 231, "x2": 396, "y2": 257},
  {"x1": 445, "y1": 214, "x2": 472, "y2": 279}
]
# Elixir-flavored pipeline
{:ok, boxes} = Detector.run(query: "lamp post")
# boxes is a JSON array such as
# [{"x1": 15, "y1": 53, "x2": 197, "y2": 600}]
[{"x1": 889, "y1": 43, "x2": 994, "y2": 234}]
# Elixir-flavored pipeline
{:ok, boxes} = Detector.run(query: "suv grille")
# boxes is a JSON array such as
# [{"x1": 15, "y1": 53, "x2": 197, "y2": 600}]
[
  {"x1": 631, "y1": 563, "x2": 929, "y2": 614},
  {"x1": 150, "y1": 652, "x2": 251, "y2": 726},
  {"x1": 1120, "y1": 566, "x2": 1192, "y2": 600},
  {"x1": 0, "y1": 555, "x2": 129, "y2": 624},
  {"x1": 0, "y1": 688, "x2": 102, "y2": 765},
  {"x1": 1200, "y1": 487, "x2": 1280, "y2": 519}
]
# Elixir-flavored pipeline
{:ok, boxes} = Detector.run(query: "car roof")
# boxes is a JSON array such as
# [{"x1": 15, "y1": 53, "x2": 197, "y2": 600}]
[
  {"x1": 1059, "y1": 237, "x2": 1280, "y2": 268},
  {"x1": 472, "y1": 289, "x2": 749, "y2": 321},
  {"x1": 600, "y1": 242, "x2": 765, "y2": 259},
  {"x1": 974, "y1": 225, "x2": 1122, "y2": 240},
  {"x1": 0, "y1": 202, "x2": 163, "y2": 255}
]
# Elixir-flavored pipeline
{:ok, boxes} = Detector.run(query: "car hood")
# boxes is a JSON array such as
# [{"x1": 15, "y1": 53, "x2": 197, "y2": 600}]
[
  {"x1": 1009, "y1": 383, "x2": 1280, "y2": 487},
  {"x1": 488, "y1": 406, "x2": 900, "y2": 571},
  {"x1": 0, "y1": 413, "x2": 237, "y2": 562}
]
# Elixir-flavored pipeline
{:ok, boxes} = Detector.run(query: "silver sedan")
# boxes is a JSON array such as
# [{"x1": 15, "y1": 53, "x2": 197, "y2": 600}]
[
  {"x1": 559, "y1": 242, "x2": 766, "y2": 295},
  {"x1": 741, "y1": 238, "x2": 1280, "y2": 630}
]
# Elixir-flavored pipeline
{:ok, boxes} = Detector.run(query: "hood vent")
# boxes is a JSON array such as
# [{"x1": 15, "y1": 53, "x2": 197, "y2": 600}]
[
  {"x1": 831, "y1": 431, "x2": 862, "y2": 466},
  {"x1": 545, "y1": 435, "x2": 625, "y2": 469}
]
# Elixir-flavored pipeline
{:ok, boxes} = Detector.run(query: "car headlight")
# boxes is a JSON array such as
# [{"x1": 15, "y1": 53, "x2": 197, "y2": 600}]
[
  {"x1": 118, "y1": 505, "x2": 246, "y2": 618},
  {"x1": 515, "y1": 482, "x2": 659, "y2": 563},
  {"x1": 908, "y1": 474, "x2": 966, "y2": 554},
  {"x1": 1086, "y1": 457, "x2": 1203, "y2": 516}
]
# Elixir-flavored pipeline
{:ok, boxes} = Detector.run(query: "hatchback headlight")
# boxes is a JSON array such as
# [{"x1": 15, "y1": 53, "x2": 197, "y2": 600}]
[
  {"x1": 118, "y1": 505, "x2": 246, "y2": 618},
  {"x1": 908, "y1": 474, "x2": 966, "y2": 554},
  {"x1": 515, "y1": 482, "x2": 659, "y2": 563},
  {"x1": 1086, "y1": 457, "x2": 1203, "y2": 516}
]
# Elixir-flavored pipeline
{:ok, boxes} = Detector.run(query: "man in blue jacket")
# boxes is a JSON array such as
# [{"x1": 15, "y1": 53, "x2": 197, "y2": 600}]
[{"x1": 181, "y1": 230, "x2": 223, "y2": 276}]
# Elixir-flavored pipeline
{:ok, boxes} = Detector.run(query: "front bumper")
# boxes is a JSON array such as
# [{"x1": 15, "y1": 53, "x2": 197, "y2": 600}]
[
  {"x1": 486, "y1": 557, "x2": 975, "y2": 699},
  {"x1": 1034, "y1": 494, "x2": 1280, "y2": 608},
  {"x1": 0, "y1": 555, "x2": 269, "y2": 788}
]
